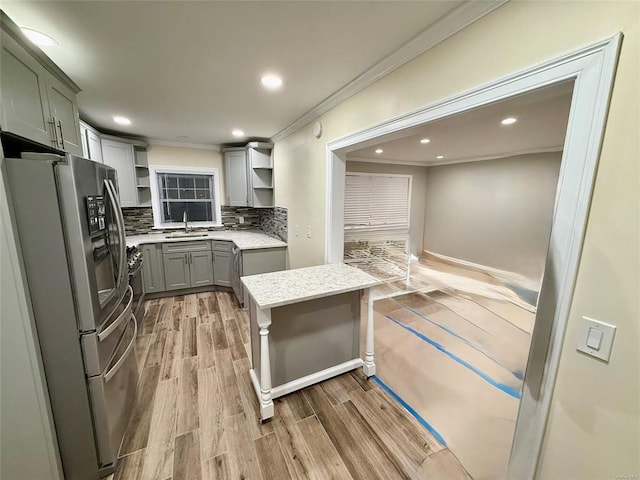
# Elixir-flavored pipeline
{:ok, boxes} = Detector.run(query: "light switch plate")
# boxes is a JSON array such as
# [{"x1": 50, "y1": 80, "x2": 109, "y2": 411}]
[{"x1": 576, "y1": 316, "x2": 616, "y2": 362}]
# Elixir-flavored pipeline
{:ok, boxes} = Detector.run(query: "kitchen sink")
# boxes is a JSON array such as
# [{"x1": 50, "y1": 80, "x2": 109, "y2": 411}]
[{"x1": 164, "y1": 232, "x2": 209, "y2": 239}]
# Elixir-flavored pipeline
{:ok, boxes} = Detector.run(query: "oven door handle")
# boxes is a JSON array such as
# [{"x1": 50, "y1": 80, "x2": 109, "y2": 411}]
[
  {"x1": 104, "y1": 314, "x2": 137, "y2": 383},
  {"x1": 98, "y1": 286, "x2": 133, "y2": 342}
]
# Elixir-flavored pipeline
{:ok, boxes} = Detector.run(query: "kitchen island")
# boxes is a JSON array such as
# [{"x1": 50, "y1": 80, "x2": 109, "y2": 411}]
[{"x1": 242, "y1": 263, "x2": 380, "y2": 420}]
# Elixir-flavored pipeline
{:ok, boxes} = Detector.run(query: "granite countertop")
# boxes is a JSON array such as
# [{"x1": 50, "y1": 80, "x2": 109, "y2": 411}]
[
  {"x1": 241, "y1": 263, "x2": 380, "y2": 309},
  {"x1": 126, "y1": 230, "x2": 287, "y2": 250}
]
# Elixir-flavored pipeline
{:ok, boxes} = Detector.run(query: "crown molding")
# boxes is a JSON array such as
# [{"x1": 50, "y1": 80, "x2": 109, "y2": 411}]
[
  {"x1": 147, "y1": 139, "x2": 221, "y2": 151},
  {"x1": 347, "y1": 146, "x2": 564, "y2": 168},
  {"x1": 272, "y1": 0, "x2": 508, "y2": 142}
]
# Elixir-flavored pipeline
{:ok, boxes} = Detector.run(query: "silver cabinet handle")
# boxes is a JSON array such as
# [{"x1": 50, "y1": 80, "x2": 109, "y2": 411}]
[
  {"x1": 57, "y1": 120, "x2": 65, "y2": 148},
  {"x1": 48, "y1": 118, "x2": 59, "y2": 148}
]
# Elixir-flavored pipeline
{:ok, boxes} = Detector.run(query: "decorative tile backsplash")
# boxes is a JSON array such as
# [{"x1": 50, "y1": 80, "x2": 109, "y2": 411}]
[
  {"x1": 122, "y1": 207, "x2": 154, "y2": 235},
  {"x1": 123, "y1": 205, "x2": 287, "y2": 240},
  {"x1": 259, "y1": 206, "x2": 288, "y2": 242}
]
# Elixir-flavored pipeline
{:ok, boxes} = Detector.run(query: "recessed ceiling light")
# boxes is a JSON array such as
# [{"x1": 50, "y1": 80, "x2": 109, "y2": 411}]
[
  {"x1": 21, "y1": 28, "x2": 58, "y2": 47},
  {"x1": 436, "y1": 155, "x2": 444, "y2": 160},
  {"x1": 375, "y1": 148, "x2": 383, "y2": 154},
  {"x1": 232, "y1": 129, "x2": 245, "y2": 138},
  {"x1": 501, "y1": 117, "x2": 517, "y2": 125},
  {"x1": 260, "y1": 74, "x2": 283, "y2": 90},
  {"x1": 420, "y1": 138, "x2": 431, "y2": 144},
  {"x1": 177, "y1": 135, "x2": 190, "y2": 140},
  {"x1": 113, "y1": 116, "x2": 131, "y2": 126}
]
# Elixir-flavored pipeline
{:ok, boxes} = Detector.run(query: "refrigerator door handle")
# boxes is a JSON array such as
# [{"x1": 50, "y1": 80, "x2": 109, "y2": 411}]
[
  {"x1": 104, "y1": 179, "x2": 127, "y2": 289},
  {"x1": 103, "y1": 315, "x2": 137, "y2": 383},
  {"x1": 97, "y1": 286, "x2": 133, "y2": 342}
]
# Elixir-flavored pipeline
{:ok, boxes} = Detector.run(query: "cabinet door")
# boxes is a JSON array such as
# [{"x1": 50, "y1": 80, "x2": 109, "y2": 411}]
[
  {"x1": 190, "y1": 251, "x2": 214, "y2": 287},
  {"x1": 79, "y1": 122, "x2": 90, "y2": 158},
  {"x1": 163, "y1": 253, "x2": 190, "y2": 291},
  {"x1": 141, "y1": 244, "x2": 166, "y2": 293},
  {"x1": 213, "y1": 250, "x2": 232, "y2": 287},
  {"x1": 46, "y1": 76, "x2": 82, "y2": 155},
  {"x1": 224, "y1": 150, "x2": 249, "y2": 206},
  {"x1": 0, "y1": 33, "x2": 53, "y2": 147},
  {"x1": 87, "y1": 129, "x2": 103, "y2": 163},
  {"x1": 101, "y1": 139, "x2": 137, "y2": 207}
]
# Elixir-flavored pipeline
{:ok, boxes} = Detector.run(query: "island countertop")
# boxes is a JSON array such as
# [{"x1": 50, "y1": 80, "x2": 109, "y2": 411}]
[
  {"x1": 126, "y1": 230, "x2": 287, "y2": 250},
  {"x1": 241, "y1": 263, "x2": 380, "y2": 309}
]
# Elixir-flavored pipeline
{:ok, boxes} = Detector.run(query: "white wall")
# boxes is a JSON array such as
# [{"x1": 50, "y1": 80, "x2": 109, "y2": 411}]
[
  {"x1": 274, "y1": 2, "x2": 639, "y2": 478},
  {"x1": 346, "y1": 160, "x2": 427, "y2": 255},
  {"x1": 147, "y1": 144, "x2": 225, "y2": 202},
  {"x1": 422, "y1": 152, "x2": 562, "y2": 282}
]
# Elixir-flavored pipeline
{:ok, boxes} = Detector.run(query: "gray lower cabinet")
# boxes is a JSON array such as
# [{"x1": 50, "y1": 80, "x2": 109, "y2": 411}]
[
  {"x1": 213, "y1": 241, "x2": 233, "y2": 287},
  {"x1": 213, "y1": 251, "x2": 232, "y2": 286},
  {"x1": 235, "y1": 247, "x2": 287, "y2": 305},
  {"x1": 162, "y1": 241, "x2": 213, "y2": 291},
  {"x1": 190, "y1": 251, "x2": 214, "y2": 287},
  {"x1": 141, "y1": 243, "x2": 165, "y2": 293},
  {"x1": 163, "y1": 253, "x2": 191, "y2": 291}
]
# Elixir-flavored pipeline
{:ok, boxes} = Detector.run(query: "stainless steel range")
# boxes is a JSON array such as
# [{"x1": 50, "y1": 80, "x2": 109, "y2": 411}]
[
  {"x1": 127, "y1": 245, "x2": 145, "y2": 320},
  {"x1": 3, "y1": 148, "x2": 138, "y2": 478}
]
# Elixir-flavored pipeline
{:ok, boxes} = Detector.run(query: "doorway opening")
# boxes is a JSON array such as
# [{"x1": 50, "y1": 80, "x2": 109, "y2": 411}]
[
  {"x1": 325, "y1": 34, "x2": 620, "y2": 479},
  {"x1": 344, "y1": 81, "x2": 573, "y2": 480}
]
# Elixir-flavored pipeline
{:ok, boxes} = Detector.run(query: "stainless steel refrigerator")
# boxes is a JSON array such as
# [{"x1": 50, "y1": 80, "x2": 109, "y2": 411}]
[{"x1": 3, "y1": 150, "x2": 138, "y2": 478}]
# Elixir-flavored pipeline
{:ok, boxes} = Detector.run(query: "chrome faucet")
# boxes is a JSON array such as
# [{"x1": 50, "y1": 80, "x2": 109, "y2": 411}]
[{"x1": 183, "y1": 211, "x2": 189, "y2": 233}]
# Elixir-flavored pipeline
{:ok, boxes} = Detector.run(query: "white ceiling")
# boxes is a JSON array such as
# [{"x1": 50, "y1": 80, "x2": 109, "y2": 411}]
[
  {"x1": 347, "y1": 80, "x2": 574, "y2": 165},
  {"x1": 1, "y1": 1, "x2": 467, "y2": 146}
]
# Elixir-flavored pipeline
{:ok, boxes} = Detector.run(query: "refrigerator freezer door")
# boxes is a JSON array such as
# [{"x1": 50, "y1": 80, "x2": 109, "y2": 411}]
[
  {"x1": 88, "y1": 314, "x2": 138, "y2": 468},
  {"x1": 81, "y1": 286, "x2": 133, "y2": 377}
]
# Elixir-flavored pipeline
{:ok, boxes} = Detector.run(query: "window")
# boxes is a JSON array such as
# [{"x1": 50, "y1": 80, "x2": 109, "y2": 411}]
[
  {"x1": 149, "y1": 166, "x2": 222, "y2": 228},
  {"x1": 344, "y1": 172, "x2": 411, "y2": 242}
]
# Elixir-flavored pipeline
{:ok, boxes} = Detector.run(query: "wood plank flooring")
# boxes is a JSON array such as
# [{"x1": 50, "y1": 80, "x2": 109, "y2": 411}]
[{"x1": 115, "y1": 291, "x2": 472, "y2": 480}]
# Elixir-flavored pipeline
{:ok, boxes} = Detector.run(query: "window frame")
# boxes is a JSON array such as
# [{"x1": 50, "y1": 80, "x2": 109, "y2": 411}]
[
  {"x1": 344, "y1": 171, "x2": 412, "y2": 238},
  {"x1": 149, "y1": 165, "x2": 222, "y2": 229}
]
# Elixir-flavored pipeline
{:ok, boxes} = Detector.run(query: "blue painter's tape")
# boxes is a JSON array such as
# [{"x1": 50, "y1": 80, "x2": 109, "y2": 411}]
[
  {"x1": 371, "y1": 375, "x2": 448, "y2": 448},
  {"x1": 402, "y1": 305, "x2": 523, "y2": 382},
  {"x1": 385, "y1": 314, "x2": 521, "y2": 399}
]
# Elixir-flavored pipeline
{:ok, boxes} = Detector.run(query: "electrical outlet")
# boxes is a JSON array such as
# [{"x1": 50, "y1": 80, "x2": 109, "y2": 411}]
[
  {"x1": 238, "y1": 216, "x2": 244, "y2": 224},
  {"x1": 307, "y1": 225, "x2": 312, "y2": 238}
]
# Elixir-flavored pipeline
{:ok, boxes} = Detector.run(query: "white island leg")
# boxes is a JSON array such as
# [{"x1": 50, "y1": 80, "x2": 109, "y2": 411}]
[
  {"x1": 257, "y1": 307, "x2": 274, "y2": 421},
  {"x1": 363, "y1": 288, "x2": 376, "y2": 377}
]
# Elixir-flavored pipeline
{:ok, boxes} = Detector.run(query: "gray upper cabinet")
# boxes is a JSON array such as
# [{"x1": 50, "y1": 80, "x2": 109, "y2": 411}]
[
  {"x1": 101, "y1": 139, "x2": 138, "y2": 207},
  {"x1": 45, "y1": 76, "x2": 82, "y2": 155},
  {"x1": 80, "y1": 121, "x2": 103, "y2": 163},
  {"x1": 223, "y1": 148, "x2": 249, "y2": 206},
  {"x1": 0, "y1": 13, "x2": 82, "y2": 155},
  {"x1": 223, "y1": 142, "x2": 273, "y2": 207}
]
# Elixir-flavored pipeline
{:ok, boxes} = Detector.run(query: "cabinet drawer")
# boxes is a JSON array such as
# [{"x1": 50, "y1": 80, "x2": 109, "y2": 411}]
[
  {"x1": 162, "y1": 240, "x2": 210, "y2": 253},
  {"x1": 212, "y1": 241, "x2": 233, "y2": 252}
]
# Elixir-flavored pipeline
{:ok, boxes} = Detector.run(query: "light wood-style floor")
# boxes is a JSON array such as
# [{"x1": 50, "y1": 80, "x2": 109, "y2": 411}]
[{"x1": 113, "y1": 291, "x2": 472, "y2": 480}]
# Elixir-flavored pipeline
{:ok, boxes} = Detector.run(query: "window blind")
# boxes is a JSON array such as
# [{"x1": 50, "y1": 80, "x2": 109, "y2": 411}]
[{"x1": 344, "y1": 173, "x2": 410, "y2": 242}]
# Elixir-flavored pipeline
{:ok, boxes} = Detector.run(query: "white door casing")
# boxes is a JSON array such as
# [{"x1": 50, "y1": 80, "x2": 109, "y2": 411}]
[{"x1": 324, "y1": 33, "x2": 621, "y2": 479}]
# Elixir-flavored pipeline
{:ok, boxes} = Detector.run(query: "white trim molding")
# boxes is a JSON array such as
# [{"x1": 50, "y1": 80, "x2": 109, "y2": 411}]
[
  {"x1": 147, "y1": 139, "x2": 221, "y2": 151},
  {"x1": 271, "y1": 0, "x2": 508, "y2": 142},
  {"x1": 325, "y1": 33, "x2": 622, "y2": 479},
  {"x1": 347, "y1": 145, "x2": 565, "y2": 168},
  {"x1": 148, "y1": 165, "x2": 223, "y2": 229}
]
